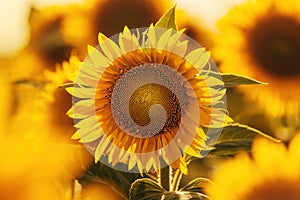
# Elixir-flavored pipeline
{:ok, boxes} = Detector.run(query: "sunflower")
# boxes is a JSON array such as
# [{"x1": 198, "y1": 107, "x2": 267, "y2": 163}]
[
  {"x1": 68, "y1": 26, "x2": 229, "y2": 174},
  {"x1": 35, "y1": 56, "x2": 82, "y2": 143},
  {"x1": 214, "y1": 0, "x2": 300, "y2": 117},
  {"x1": 206, "y1": 132, "x2": 300, "y2": 200},
  {"x1": 9, "y1": 5, "x2": 77, "y2": 128},
  {"x1": 9, "y1": 5, "x2": 75, "y2": 86},
  {"x1": 7, "y1": 67, "x2": 92, "y2": 198},
  {"x1": 62, "y1": 0, "x2": 169, "y2": 56},
  {"x1": 27, "y1": 5, "x2": 74, "y2": 70},
  {"x1": 0, "y1": 128, "x2": 90, "y2": 200}
]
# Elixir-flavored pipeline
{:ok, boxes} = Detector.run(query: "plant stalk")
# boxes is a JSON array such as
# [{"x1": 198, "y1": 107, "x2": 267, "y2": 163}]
[{"x1": 170, "y1": 169, "x2": 182, "y2": 191}]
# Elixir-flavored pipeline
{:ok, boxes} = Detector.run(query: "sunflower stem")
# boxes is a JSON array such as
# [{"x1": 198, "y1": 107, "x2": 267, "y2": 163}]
[
  {"x1": 170, "y1": 169, "x2": 182, "y2": 191},
  {"x1": 169, "y1": 166, "x2": 173, "y2": 191},
  {"x1": 160, "y1": 166, "x2": 170, "y2": 190},
  {"x1": 157, "y1": 168, "x2": 161, "y2": 186}
]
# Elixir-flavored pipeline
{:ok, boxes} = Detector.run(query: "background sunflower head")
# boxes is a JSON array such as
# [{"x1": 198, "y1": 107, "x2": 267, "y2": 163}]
[
  {"x1": 214, "y1": 0, "x2": 300, "y2": 118},
  {"x1": 206, "y1": 132, "x2": 300, "y2": 200},
  {"x1": 39, "y1": 56, "x2": 81, "y2": 143},
  {"x1": 27, "y1": 5, "x2": 74, "y2": 70},
  {"x1": 62, "y1": 0, "x2": 171, "y2": 56}
]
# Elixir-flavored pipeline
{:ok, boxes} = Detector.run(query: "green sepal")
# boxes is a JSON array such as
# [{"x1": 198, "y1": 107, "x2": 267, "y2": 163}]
[{"x1": 155, "y1": 5, "x2": 178, "y2": 30}]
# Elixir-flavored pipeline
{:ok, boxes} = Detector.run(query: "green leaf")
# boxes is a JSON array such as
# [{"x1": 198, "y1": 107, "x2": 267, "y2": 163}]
[
  {"x1": 203, "y1": 123, "x2": 280, "y2": 157},
  {"x1": 162, "y1": 191, "x2": 209, "y2": 200},
  {"x1": 79, "y1": 161, "x2": 143, "y2": 199},
  {"x1": 180, "y1": 178, "x2": 212, "y2": 193},
  {"x1": 129, "y1": 177, "x2": 211, "y2": 200},
  {"x1": 155, "y1": 5, "x2": 177, "y2": 30},
  {"x1": 58, "y1": 82, "x2": 74, "y2": 88},
  {"x1": 197, "y1": 71, "x2": 265, "y2": 88},
  {"x1": 129, "y1": 178, "x2": 165, "y2": 200},
  {"x1": 221, "y1": 73, "x2": 267, "y2": 88},
  {"x1": 129, "y1": 178, "x2": 209, "y2": 200},
  {"x1": 13, "y1": 79, "x2": 45, "y2": 88}
]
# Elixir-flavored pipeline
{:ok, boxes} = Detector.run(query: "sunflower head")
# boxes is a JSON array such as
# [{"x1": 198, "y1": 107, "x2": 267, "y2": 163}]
[
  {"x1": 41, "y1": 56, "x2": 81, "y2": 143},
  {"x1": 68, "y1": 25, "x2": 228, "y2": 173},
  {"x1": 206, "y1": 132, "x2": 300, "y2": 200},
  {"x1": 90, "y1": 0, "x2": 162, "y2": 37},
  {"x1": 28, "y1": 6, "x2": 73, "y2": 69},
  {"x1": 215, "y1": 0, "x2": 300, "y2": 117},
  {"x1": 62, "y1": 0, "x2": 170, "y2": 55},
  {"x1": 246, "y1": 10, "x2": 300, "y2": 77}
]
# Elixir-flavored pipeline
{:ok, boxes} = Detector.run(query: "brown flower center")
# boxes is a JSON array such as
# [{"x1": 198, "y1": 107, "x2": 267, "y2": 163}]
[
  {"x1": 247, "y1": 15, "x2": 300, "y2": 77},
  {"x1": 129, "y1": 83, "x2": 181, "y2": 129},
  {"x1": 93, "y1": 0, "x2": 160, "y2": 38},
  {"x1": 31, "y1": 17, "x2": 72, "y2": 69},
  {"x1": 110, "y1": 63, "x2": 186, "y2": 138}
]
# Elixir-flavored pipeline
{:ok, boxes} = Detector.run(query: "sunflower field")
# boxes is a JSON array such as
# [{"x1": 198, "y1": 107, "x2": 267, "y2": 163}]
[{"x1": 1, "y1": 0, "x2": 300, "y2": 199}]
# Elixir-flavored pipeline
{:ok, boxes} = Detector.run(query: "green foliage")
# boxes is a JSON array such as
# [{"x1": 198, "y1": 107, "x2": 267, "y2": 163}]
[
  {"x1": 179, "y1": 178, "x2": 212, "y2": 193},
  {"x1": 129, "y1": 178, "x2": 165, "y2": 200},
  {"x1": 58, "y1": 82, "x2": 74, "y2": 88},
  {"x1": 203, "y1": 123, "x2": 280, "y2": 157},
  {"x1": 162, "y1": 191, "x2": 209, "y2": 200},
  {"x1": 198, "y1": 70, "x2": 265, "y2": 88},
  {"x1": 79, "y1": 161, "x2": 143, "y2": 199},
  {"x1": 155, "y1": 5, "x2": 177, "y2": 30},
  {"x1": 221, "y1": 73, "x2": 267, "y2": 87},
  {"x1": 129, "y1": 178, "x2": 210, "y2": 200}
]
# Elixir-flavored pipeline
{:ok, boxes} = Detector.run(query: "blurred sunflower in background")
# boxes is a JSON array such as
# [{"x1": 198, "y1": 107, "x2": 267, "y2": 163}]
[
  {"x1": 4, "y1": 4, "x2": 93, "y2": 198},
  {"x1": 0, "y1": 130, "x2": 91, "y2": 200},
  {"x1": 0, "y1": 75, "x2": 89, "y2": 200},
  {"x1": 62, "y1": 0, "x2": 170, "y2": 57},
  {"x1": 214, "y1": 0, "x2": 300, "y2": 119},
  {"x1": 11, "y1": 57, "x2": 94, "y2": 182},
  {"x1": 27, "y1": 5, "x2": 74, "y2": 70},
  {"x1": 7, "y1": 5, "x2": 77, "y2": 123},
  {"x1": 9, "y1": 5, "x2": 75, "y2": 83},
  {"x1": 206, "y1": 132, "x2": 300, "y2": 200},
  {"x1": 41, "y1": 56, "x2": 80, "y2": 143}
]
